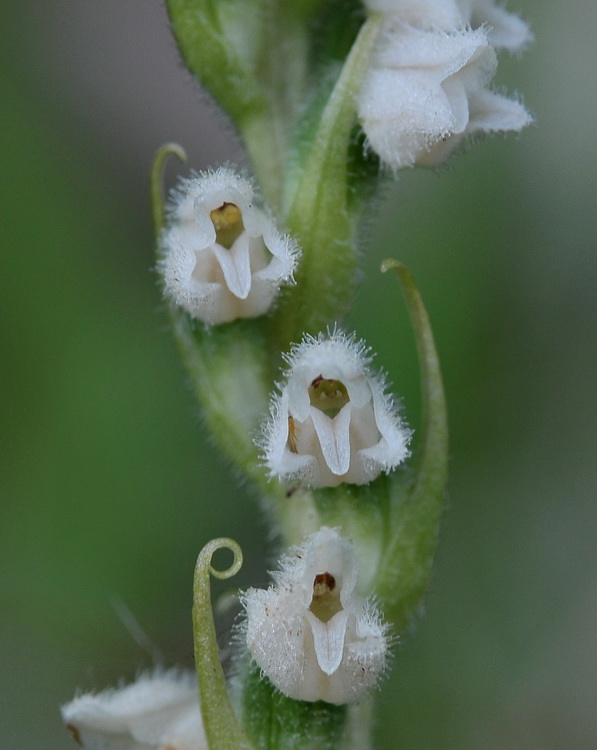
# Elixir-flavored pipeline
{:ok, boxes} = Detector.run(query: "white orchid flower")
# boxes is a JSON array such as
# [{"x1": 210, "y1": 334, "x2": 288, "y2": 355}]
[
  {"x1": 260, "y1": 330, "x2": 410, "y2": 487},
  {"x1": 243, "y1": 526, "x2": 389, "y2": 704},
  {"x1": 358, "y1": 23, "x2": 531, "y2": 169},
  {"x1": 358, "y1": 0, "x2": 532, "y2": 169},
  {"x1": 159, "y1": 167, "x2": 299, "y2": 325},
  {"x1": 61, "y1": 671, "x2": 205, "y2": 750}
]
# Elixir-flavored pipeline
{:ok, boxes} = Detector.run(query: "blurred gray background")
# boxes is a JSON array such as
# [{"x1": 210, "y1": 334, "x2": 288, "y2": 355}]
[{"x1": 1, "y1": 1, "x2": 596, "y2": 747}]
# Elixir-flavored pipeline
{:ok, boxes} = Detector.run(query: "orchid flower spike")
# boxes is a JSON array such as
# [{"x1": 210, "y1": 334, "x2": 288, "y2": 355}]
[
  {"x1": 158, "y1": 167, "x2": 299, "y2": 325},
  {"x1": 61, "y1": 671, "x2": 206, "y2": 750},
  {"x1": 243, "y1": 526, "x2": 389, "y2": 704},
  {"x1": 260, "y1": 330, "x2": 410, "y2": 487},
  {"x1": 358, "y1": 1, "x2": 532, "y2": 169}
]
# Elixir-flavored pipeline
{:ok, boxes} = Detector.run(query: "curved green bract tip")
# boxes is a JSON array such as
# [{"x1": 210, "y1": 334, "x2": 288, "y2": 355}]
[
  {"x1": 193, "y1": 538, "x2": 253, "y2": 750},
  {"x1": 377, "y1": 260, "x2": 448, "y2": 628},
  {"x1": 381, "y1": 259, "x2": 448, "y2": 480},
  {"x1": 151, "y1": 142, "x2": 187, "y2": 238}
]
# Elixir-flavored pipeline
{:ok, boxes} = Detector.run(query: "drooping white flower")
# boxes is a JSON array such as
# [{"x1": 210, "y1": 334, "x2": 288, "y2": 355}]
[
  {"x1": 243, "y1": 526, "x2": 389, "y2": 704},
  {"x1": 260, "y1": 330, "x2": 410, "y2": 487},
  {"x1": 158, "y1": 168, "x2": 299, "y2": 325},
  {"x1": 61, "y1": 671, "x2": 206, "y2": 750},
  {"x1": 358, "y1": 3, "x2": 532, "y2": 169}
]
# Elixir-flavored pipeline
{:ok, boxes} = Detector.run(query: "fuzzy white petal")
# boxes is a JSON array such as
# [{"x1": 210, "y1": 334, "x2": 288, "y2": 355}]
[
  {"x1": 243, "y1": 527, "x2": 389, "y2": 704},
  {"x1": 158, "y1": 167, "x2": 299, "y2": 325},
  {"x1": 61, "y1": 671, "x2": 206, "y2": 750}
]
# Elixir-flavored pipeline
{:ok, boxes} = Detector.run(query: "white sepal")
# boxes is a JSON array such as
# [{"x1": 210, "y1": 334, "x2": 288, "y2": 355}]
[
  {"x1": 158, "y1": 167, "x2": 299, "y2": 325},
  {"x1": 242, "y1": 527, "x2": 389, "y2": 704},
  {"x1": 260, "y1": 330, "x2": 410, "y2": 487},
  {"x1": 459, "y1": 0, "x2": 533, "y2": 51},
  {"x1": 61, "y1": 671, "x2": 206, "y2": 750}
]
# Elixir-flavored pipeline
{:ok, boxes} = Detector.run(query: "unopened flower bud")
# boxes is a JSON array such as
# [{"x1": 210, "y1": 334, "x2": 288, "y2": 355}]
[
  {"x1": 159, "y1": 168, "x2": 299, "y2": 324},
  {"x1": 61, "y1": 671, "x2": 206, "y2": 750},
  {"x1": 260, "y1": 330, "x2": 410, "y2": 487},
  {"x1": 243, "y1": 526, "x2": 389, "y2": 704}
]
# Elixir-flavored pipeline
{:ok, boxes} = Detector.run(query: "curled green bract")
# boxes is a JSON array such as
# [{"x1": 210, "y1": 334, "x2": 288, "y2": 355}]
[
  {"x1": 377, "y1": 260, "x2": 449, "y2": 630},
  {"x1": 150, "y1": 142, "x2": 187, "y2": 238},
  {"x1": 193, "y1": 538, "x2": 253, "y2": 750}
]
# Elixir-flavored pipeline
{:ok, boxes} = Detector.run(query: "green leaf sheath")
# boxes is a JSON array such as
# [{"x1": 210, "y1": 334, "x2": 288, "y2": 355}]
[{"x1": 272, "y1": 14, "x2": 383, "y2": 348}]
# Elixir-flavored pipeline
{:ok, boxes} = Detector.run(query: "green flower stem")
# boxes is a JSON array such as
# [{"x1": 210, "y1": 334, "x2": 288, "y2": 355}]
[
  {"x1": 171, "y1": 313, "x2": 271, "y2": 478},
  {"x1": 241, "y1": 663, "x2": 347, "y2": 750},
  {"x1": 193, "y1": 538, "x2": 253, "y2": 750},
  {"x1": 377, "y1": 261, "x2": 449, "y2": 631},
  {"x1": 272, "y1": 13, "x2": 383, "y2": 348},
  {"x1": 240, "y1": 8, "x2": 309, "y2": 211}
]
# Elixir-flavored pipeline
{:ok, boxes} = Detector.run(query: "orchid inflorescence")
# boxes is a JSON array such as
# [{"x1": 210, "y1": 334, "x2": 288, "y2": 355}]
[{"x1": 62, "y1": 1, "x2": 532, "y2": 748}]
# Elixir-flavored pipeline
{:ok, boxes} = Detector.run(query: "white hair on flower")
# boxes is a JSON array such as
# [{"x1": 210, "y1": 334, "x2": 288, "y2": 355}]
[
  {"x1": 260, "y1": 330, "x2": 410, "y2": 487},
  {"x1": 242, "y1": 526, "x2": 390, "y2": 704},
  {"x1": 358, "y1": 0, "x2": 532, "y2": 169},
  {"x1": 158, "y1": 167, "x2": 299, "y2": 325},
  {"x1": 61, "y1": 670, "x2": 206, "y2": 750}
]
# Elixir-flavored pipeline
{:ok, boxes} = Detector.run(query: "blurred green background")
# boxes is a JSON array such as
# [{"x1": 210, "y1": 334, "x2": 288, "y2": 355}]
[{"x1": 2, "y1": 1, "x2": 596, "y2": 747}]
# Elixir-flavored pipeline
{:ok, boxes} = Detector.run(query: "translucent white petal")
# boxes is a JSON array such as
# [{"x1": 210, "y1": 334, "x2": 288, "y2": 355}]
[
  {"x1": 211, "y1": 235, "x2": 252, "y2": 299},
  {"x1": 309, "y1": 403, "x2": 352, "y2": 476},
  {"x1": 306, "y1": 609, "x2": 350, "y2": 675}
]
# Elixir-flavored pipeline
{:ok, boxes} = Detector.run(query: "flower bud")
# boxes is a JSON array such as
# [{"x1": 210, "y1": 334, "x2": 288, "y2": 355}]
[
  {"x1": 243, "y1": 527, "x2": 389, "y2": 704},
  {"x1": 61, "y1": 671, "x2": 206, "y2": 750},
  {"x1": 158, "y1": 168, "x2": 299, "y2": 325},
  {"x1": 260, "y1": 330, "x2": 410, "y2": 487}
]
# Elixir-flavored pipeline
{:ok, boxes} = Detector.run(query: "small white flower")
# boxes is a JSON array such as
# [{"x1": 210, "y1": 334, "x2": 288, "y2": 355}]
[
  {"x1": 358, "y1": 0, "x2": 532, "y2": 169},
  {"x1": 61, "y1": 671, "x2": 206, "y2": 750},
  {"x1": 243, "y1": 526, "x2": 389, "y2": 704},
  {"x1": 260, "y1": 330, "x2": 410, "y2": 487},
  {"x1": 358, "y1": 23, "x2": 531, "y2": 169},
  {"x1": 159, "y1": 168, "x2": 299, "y2": 325}
]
